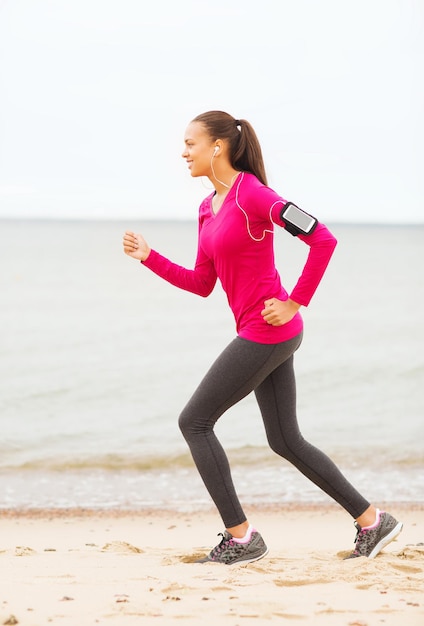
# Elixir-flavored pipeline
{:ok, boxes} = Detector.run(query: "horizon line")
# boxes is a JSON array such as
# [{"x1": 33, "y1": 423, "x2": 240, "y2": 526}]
[{"x1": 0, "y1": 216, "x2": 423, "y2": 227}]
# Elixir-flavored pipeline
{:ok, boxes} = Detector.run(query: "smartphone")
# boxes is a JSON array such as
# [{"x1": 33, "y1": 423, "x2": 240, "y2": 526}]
[{"x1": 281, "y1": 203, "x2": 318, "y2": 236}]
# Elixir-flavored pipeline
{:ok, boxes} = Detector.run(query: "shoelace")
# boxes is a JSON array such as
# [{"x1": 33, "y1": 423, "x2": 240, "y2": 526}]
[
  {"x1": 211, "y1": 533, "x2": 235, "y2": 558},
  {"x1": 352, "y1": 522, "x2": 367, "y2": 553}
]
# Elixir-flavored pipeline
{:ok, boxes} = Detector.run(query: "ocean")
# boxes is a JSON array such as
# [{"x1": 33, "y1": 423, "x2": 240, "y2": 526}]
[{"x1": 0, "y1": 219, "x2": 423, "y2": 511}]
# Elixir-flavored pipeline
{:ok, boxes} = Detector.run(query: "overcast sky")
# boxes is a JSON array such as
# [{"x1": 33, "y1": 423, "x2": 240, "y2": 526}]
[{"x1": 0, "y1": 0, "x2": 423, "y2": 223}]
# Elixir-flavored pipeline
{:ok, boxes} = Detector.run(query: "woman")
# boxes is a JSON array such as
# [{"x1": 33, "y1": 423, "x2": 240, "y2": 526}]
[{"x1": 123, "y1": 111, "x2": 402, "y2": 564}]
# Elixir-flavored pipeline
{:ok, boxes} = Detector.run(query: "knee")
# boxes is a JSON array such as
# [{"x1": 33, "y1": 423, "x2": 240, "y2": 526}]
[
  {"x1": 178, "y1": 405, "x2": 201, "y2": 440},
  {"x1": 267, "y1": 432, "x2": 306, "y2": 463},
  {"x1": 268, "y1": 439, "x2": 291, "y2": 460},
  {"x1": 178, "y1": 409, "x2": 190, "y2": 439},
  {"x1": 178, "y1": 404, "x2": 214, "y2": 441}
]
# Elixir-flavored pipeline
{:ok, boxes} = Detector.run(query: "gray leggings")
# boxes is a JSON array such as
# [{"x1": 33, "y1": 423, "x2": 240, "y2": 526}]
[{"x1": 178, "y1": 333, "x2": 370, "y2": 528}]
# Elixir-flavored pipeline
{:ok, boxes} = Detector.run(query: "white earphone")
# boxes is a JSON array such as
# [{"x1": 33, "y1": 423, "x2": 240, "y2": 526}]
[{"x1": 213, "y1": 146, "x2": 219, "y2": 155}]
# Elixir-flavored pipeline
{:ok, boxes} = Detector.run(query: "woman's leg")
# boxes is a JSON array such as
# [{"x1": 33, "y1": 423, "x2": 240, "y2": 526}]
[
  {"x1": 178, "y1": 335, "x2": 302, "y2": 529},
  {"x1": 254, "y1": 354, "x2": 370, "y2": 518}
]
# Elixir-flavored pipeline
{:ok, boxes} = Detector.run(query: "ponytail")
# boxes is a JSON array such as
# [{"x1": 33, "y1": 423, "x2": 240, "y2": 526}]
[{"x1": 192, "y1": 111, "x2": 268, "y2": 186}]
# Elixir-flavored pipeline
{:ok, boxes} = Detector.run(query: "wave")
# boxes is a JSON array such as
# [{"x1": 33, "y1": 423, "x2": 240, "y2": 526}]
[{"x1": 1, "y1": 445, "x2": 423, "y2": 473}]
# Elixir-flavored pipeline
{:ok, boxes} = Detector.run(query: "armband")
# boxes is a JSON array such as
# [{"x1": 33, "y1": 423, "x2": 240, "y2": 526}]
[{"x1": 280, "y1": 202, "x2": 318, "y2": 236}]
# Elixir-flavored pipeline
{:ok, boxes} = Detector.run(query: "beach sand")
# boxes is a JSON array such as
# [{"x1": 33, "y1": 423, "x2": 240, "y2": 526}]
[{"x1": 1, "y1": 504, "x2": 423, "y2": 625}]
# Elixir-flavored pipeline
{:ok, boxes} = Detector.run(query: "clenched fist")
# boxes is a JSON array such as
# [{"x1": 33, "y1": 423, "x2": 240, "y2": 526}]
[{"x1": 123, "y1": 230, "x2": 151, "y2": 262}]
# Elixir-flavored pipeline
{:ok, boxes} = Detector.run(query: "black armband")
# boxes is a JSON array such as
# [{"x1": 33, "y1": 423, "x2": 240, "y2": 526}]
[{"x1": 280, "y1": 202, "x2": 318, "y2": 236}]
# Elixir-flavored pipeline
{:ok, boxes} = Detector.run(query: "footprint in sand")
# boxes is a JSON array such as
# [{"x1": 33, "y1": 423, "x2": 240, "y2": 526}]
[
  {"x1": 390, "y1": 563, "x2": 422, "y2": 574},
  {"x1": 101, "y1": 541, "x2": 144, "y2": 554},
  {"x1": 15, "y1": 546, "x2": 36, "y2": 557},
  {"x1": 274, "y1": 577, "x2": 330, "y2": 587},
  {"x1": 162, "y1": 582, "x2": 195, "y2": 594},
  {"x1": 396, "y1": 545, "x2": 424, "y2": 562},
  {"x1": 178, "y1": 552, "x2": 206, "y2": 564}
]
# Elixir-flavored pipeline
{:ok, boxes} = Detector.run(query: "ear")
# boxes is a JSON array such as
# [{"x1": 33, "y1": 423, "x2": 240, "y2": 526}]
[{"x1": 214, "y1": 140, "x2": 223, "y2": 155}]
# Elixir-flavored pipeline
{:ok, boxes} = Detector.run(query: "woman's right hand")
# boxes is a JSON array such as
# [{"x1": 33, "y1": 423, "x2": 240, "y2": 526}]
[{"x1": 123, "y1": 230, "x2": 151, "y2": 262}]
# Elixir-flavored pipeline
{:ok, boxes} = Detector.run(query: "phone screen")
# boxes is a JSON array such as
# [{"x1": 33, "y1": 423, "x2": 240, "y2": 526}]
[{"x1": 282, "y1": 204, "x2": 316, "y2": 233}]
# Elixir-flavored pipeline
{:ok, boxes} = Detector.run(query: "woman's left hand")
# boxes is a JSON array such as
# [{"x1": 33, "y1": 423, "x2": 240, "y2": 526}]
[{"x1": 261, "y1": 298, "x2": 301, "y2": 326}]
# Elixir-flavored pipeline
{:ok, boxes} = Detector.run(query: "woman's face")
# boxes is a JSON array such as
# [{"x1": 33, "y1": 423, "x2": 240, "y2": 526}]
[{"x1": 182, "y1": 122, "x2": 215, "y2": 178}]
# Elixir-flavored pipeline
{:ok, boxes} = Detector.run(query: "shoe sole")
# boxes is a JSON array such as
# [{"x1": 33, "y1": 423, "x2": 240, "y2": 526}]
[{"x1": 368, "y1": 521, "x2": 403, "y2": 559}]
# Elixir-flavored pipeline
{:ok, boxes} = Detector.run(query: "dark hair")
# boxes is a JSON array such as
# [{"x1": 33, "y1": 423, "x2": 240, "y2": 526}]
[{"x1": 192, "y1": 110, "x2": 268, "y2": 186}]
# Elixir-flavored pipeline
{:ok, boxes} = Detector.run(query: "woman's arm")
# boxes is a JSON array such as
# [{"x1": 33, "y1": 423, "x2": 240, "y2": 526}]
[
  {"x1": 142, "y1": 247, "x2": 217, "y2": 297},
  {"x1": 289, "y1": 222, "x2": 337, "y2": 306},
  {"x1": 123, "y1": 229, "x2": 217, "y2": 298},
  {"x1": 260, "y1": 222, "x2": 336, "y2": 327}
]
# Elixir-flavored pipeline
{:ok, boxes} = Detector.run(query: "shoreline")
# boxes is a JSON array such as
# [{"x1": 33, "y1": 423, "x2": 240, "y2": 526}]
[{"x1": 1, "y1": 499, "x2": 423, "y2": 518}]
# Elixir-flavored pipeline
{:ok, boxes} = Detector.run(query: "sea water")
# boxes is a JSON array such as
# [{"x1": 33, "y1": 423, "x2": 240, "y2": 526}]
[{"x1": 0, "y1": 219, "x2": 423, "y2": 510}]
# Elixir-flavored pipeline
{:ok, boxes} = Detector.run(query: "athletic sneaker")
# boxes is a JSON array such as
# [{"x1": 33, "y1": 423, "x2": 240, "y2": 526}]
[
  {"x1": 344, "y1": 509, "x2": 403, "y2": 559},
  {"x1": 196, "y1": 529, "x2": 268, "y2": 565}
]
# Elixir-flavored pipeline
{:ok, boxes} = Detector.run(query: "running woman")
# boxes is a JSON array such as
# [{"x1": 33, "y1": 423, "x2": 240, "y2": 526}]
[{"x1": 123, "y1": 110, "x2": 402, "y2": 564}]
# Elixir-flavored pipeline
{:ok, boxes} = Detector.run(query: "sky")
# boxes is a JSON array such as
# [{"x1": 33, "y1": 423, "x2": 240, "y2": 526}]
[{"x1": 0, "y1": 0, "x2": 423, "y2": 223}]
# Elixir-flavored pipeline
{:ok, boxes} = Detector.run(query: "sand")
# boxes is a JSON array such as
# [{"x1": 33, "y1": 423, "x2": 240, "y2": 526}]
[{"x1": 1, "y1": 504, "x2": 423, "y2": 625}]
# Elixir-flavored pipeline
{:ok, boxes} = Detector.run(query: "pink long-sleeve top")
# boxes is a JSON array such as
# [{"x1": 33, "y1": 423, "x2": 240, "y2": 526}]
[{"x1": 143, "y1": 172, "x2": 337, "y2": 344}]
